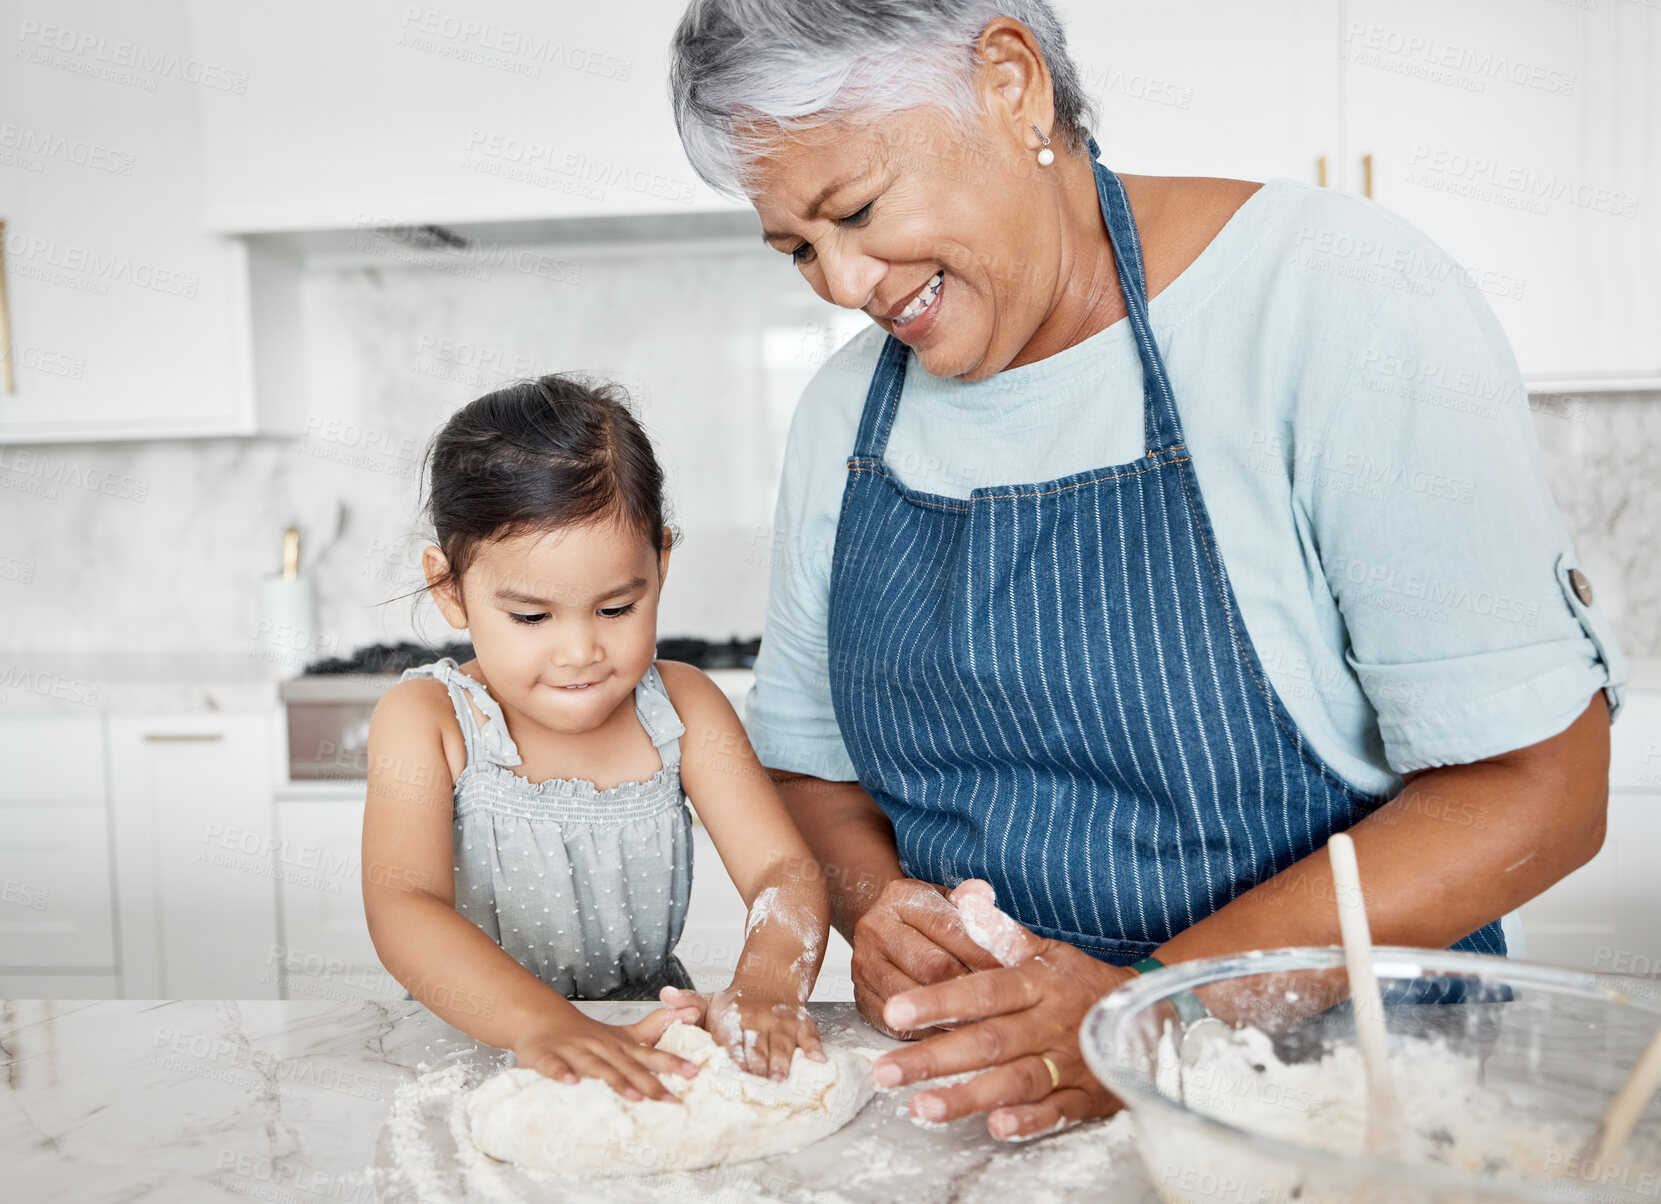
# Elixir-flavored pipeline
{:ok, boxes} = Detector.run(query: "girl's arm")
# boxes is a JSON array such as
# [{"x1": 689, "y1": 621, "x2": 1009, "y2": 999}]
[
  {"x1": 361, "y1": 679, "x2": 699, "y2": 1100},
  {"x1": 656, "y1": 661, "x2": 833, "y2": 1080}
]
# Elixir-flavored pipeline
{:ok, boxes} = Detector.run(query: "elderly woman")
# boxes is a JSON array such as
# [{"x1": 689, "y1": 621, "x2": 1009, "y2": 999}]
[{"x1": 668, "y1": 0, "x2": 1626, "y2": 1139}]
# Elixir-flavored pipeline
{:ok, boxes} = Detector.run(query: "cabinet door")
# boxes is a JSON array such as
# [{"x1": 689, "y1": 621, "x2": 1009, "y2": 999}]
[
  {"x1": 189, "y1": 0, "x2": 742, "y2": 231},
  {"x1": 1610, "y1": 794, "x2": 1661, "y2": 971},
  {"x1": 1516, "y1": 824, "x2": 1617, "y2": 971},
  {"x1": 0, "y1": 806, "x2": 116, "y2": 969},
  {"x1": 1343, "y1": 0, "x2": 1658, "y2": 381},
  {"x1": 273, "y1": 795, "x2": 399, "y2": 1003},
  {"x1": 0, "y1": 717, "x2": 115, "y2": 974},
  {"x1": 0, "y1": 0, "x2": 263, "y2": 440},
  {"x1": 1053, "y1": 0, "x2": 1341, "y2": 184},
  {"x1": 0, "y1": 973, "x2": 121, "y2": 999},
  {"x1": 107, "y1": 714, "x2": 278, "y2": 997},
  {"x1": 1518, "y1": 692, "x2": 1661, "y2": 971},
  {"x1": 0, "y1": 717, "x2": 104, "y2": 803}
]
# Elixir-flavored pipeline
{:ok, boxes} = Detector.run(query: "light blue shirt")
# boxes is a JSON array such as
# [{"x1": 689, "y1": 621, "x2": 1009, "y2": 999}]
[{"x1": 746, "y1": 178, "x2": 1625, "y2": 799}]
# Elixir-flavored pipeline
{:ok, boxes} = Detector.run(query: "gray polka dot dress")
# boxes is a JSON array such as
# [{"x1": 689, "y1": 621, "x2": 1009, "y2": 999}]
[{"x1": 401, "y1": 658, "x2": 695, "y2": 1000}]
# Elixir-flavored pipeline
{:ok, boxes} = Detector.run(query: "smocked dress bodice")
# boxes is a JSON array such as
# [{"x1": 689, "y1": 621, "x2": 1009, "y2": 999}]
[{"x1": 400, "y1": 658, "x2": 694, "y2": 999}]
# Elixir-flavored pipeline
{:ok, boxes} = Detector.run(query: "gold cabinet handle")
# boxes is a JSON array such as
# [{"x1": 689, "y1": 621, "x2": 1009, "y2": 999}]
[
  {"x1": 0, "y1": 218, "x2": 13, "y2": 394},
  {"x1": 1316, "y1": 155, "x2": 1328, "y2": 188},
  {"x1": 1362, "y1": 153, "x2": 1374, "y2": 199},
  {"x1": 143, "y1": 732, "x2": 226, "y2": 742}
]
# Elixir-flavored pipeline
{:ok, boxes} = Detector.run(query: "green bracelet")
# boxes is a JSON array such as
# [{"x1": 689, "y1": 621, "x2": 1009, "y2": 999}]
[{"x1": 1131, "y1": 955, "x2": 1211, "y2": 1028}]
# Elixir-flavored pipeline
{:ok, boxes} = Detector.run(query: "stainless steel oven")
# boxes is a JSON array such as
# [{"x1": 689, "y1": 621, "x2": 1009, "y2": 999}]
[{"x1": 278, "y1": 639, "x2": 758, "y2": 781}]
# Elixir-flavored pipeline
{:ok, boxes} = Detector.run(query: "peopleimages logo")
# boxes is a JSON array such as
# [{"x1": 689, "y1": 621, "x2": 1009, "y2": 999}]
[
  {"x1": 2, "y1": 230, "x2": 199, "y2": 298},
  {"x1": 1326, "y1": 556, "x2": 1540, "y2": 627},
  {"x1": 397, "y1": 8, "x2": 633, "y2": 81},
  {"x1": 1344, "y1": 22, "x2": 1577, "y2": 96},
  {"x1": 1407, "y1": 146, "x2": 1639, "y2": 219},
  {"x1": 0, "y1": 449, "x2": 149, "y2": 501},
  {"x1": 0, "y1": 123, "x2": 136, "y2": 174},
  {"x1": 463, "y1": 132, "x2": 697, "y2": 205},
  {"x1": 14, "y1": 19, "x2": 250, "y2": 93}
]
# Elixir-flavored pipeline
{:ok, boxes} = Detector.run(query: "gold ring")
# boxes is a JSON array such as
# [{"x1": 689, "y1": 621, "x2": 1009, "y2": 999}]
[{"x1": 1039, "y1": 1053, "x2": 1061, "y2": 1091}]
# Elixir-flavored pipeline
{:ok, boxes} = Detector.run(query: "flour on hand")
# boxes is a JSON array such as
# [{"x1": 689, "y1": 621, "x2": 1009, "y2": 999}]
[{"x1": 465, "y1": 1022, "x2": 875, "y2": 1177}]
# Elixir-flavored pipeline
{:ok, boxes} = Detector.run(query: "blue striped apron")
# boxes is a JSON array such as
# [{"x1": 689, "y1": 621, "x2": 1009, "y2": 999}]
[{"x1": 825, "y1": 149, "x2": 1505, "y2": 965}]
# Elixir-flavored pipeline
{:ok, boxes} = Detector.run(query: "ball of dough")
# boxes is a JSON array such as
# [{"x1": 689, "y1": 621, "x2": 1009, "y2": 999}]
[{"x1": 466, "y1": 1022, "x2": 875, "y2": 1177}]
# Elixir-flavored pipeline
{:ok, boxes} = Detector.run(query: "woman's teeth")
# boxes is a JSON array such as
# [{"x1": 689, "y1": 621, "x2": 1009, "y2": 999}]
[{"x1": 895, "y1": 271, "x2": 943, "y2": 325}]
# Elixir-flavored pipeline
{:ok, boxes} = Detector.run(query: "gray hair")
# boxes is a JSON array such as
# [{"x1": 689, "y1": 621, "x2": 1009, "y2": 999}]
[{"x1": 668, "y1": 0, "x2": 1097, "y2": 197}]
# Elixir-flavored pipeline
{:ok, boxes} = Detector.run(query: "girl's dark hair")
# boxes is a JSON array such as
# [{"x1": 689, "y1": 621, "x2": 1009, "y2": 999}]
[{"x1": 420, "y1": 374, "x2": 672, "y2": 598}]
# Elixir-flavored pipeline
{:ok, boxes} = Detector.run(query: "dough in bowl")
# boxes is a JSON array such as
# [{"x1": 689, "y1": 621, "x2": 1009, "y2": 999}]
[{"x1": 465, "y1": 1022, "x2": 876, "y2": 1177}]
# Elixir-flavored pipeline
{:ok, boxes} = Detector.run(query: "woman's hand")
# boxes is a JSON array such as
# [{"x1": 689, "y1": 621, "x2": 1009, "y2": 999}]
[
  {"x1": 852, "y1": 878, "x2": 1005, "y2": 1039},
  {"x1": 512, "y1": 1001, "x2": 702, "y2": 1102},
  {"x1": 692, "y1": 982, "x2": 826, "y2": 1081},
  {"x1": 868, "y1": 880, "x2": 1135, "y2": 1140}
]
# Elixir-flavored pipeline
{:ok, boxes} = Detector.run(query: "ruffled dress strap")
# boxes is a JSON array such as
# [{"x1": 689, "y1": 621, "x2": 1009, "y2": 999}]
[
  {"x1": 633, "y1": 663, "x2": 686, "y2": 771},
  {"x1": 399, "y1": 657, "x2": 523, "y2": 768}
]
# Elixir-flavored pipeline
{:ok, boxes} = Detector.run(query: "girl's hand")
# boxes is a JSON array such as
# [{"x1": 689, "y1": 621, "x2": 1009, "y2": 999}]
[
  {"x1": 657, "y1": 984, "x2": 710, "y2": 1026},
  {"x1": 513, "y1": 1001, "x2": 703, "y2": 1102},
  {"x1": 703, "y1": 984, "x2": 827, "y2": 1081}
]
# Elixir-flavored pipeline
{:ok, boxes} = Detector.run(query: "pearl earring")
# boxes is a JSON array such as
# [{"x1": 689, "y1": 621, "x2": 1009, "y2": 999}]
[{"x1": 1032, "y1": 124, "x2": 1055, "y2": 166}]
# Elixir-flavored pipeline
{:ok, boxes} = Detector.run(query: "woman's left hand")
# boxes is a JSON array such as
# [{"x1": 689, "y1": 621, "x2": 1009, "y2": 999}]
[{"x1": 867, "y1": 881, "x2": 1137, "y2": 1140}]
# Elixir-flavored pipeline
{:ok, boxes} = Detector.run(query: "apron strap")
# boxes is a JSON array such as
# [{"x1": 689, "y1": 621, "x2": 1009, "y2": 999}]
[
  {"x1": 850, "y1": 331, "x2": 911, "y2": 461},
  {"x1": 1089, "y1": 147, "x2": 1186, "y2": 453}
]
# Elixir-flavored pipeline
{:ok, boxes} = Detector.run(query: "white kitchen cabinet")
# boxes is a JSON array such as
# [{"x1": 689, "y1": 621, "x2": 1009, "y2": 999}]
[
  {"x1": 0, "y1": 973, "x2": 121, "y2": 998},
  {"x1": 272, "y1": 790, "x2": 397, "y2": 1003},
  {"x1": 0, "y1": 716, "x2": 106, "y2": 802},
  {"x1": 0, "y1": 717, "x2": 116, "y2": 977},
  {"x1": 1343, "y1": 0, "x2": 1660, "y2": 385},
  {"x1": 0, "y1": 807, "x2": 117, "y2": 969},
  {"x1": 1518, "y1": 692, "x2": 1661, "y2": 971},
  {"x1": 1058, "y1": 0, "x2": 1659, "y2": 386},
  {"x1": 0, "y1": 0, "x2": 302, "y2": 442},
  {"x1": 107, "y1": 713, "x2": 279, "y2": 997},
  {"x1": 188, "y1": 0, "x2": 742, "y2": 232},
  {"x1": 1054, "y1": 0, "x2": 1342, "y2": 186}
]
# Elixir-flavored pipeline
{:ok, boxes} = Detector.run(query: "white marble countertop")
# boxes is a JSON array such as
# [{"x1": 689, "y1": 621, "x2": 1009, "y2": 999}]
[
  {"x1": 0, "y1": 651, "x2": 288, "y2": 715},
  {"x1": 1, "y1": 998, "x2": 1154, "y2": 1203}
]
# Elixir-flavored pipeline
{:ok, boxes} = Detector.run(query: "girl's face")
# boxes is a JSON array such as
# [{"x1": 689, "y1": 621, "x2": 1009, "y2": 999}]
[{"x1": 426, "y1": 517, "x2": 670, "y2": 736}]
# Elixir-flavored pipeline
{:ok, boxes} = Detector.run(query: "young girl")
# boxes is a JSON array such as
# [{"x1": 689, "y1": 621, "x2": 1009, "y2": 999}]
[{"x1": 362, "y1": 374, "x2": 831, "y2": 1103}]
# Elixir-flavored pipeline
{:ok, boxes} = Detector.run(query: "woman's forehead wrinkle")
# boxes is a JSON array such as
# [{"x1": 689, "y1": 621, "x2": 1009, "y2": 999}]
[{"x1": 754, "y1": 129, "x2": 887, "y2": 232}]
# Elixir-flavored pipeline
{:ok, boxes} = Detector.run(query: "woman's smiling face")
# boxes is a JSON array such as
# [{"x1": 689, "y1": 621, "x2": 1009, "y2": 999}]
[{"x1": 750, "y1": 104, "x2": 1064, "y2": 382}]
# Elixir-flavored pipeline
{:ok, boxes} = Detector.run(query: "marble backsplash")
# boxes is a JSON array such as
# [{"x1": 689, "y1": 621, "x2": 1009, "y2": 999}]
[
  {"x1": 0, "y1": 240, "x2": 1655, "y2": 678},
  {"x1": 1530, "y1": 391, "x2": 1661, "y2": 663},
  {"x1": 0, "y1": 239, "x2": 867, "y2": 675}
]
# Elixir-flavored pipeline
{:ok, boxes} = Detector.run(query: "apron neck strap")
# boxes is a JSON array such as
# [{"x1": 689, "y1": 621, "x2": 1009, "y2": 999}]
[
  {"x1": 850, "y1": 333, "x2": 911, "y2": 461},
  {"x1": 1090, "y1": 152, "x2": 1185, "y2": 453}
]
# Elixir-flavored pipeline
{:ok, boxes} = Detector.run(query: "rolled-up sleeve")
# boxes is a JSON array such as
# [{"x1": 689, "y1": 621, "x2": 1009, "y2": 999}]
[
  {"x1": 1305, "y1": 246, "x2": 1625, "y2": 774},
  {"x1": 743, "y1": 365, "x2": 862, "y2": 782}
]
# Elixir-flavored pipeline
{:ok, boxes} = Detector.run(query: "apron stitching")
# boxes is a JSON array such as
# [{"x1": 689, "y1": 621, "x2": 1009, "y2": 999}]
[{"x1": 845, "y1": 452, "x2": 1188, "y2": 510}]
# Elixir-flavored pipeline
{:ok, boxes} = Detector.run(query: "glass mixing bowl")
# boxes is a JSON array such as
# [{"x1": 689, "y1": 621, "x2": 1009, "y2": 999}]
[{"x1": 1080, "y1": 947, "x2": 1661, "y2": 1203}]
